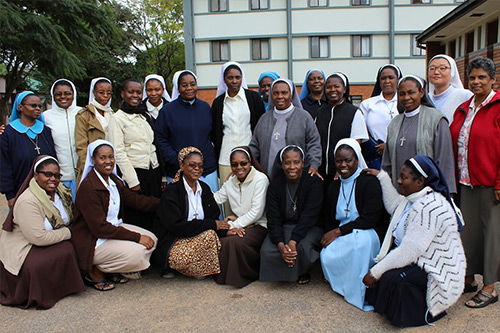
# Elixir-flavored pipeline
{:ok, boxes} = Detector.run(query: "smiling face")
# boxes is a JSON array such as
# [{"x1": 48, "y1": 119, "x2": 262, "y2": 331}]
[
  {"x1": 121, "y1": 81, "x2": 143, "y2": 107},
  {"x1": 282, "y1": 150, "x2": 304, "y2": 182},
  {"x1": 326, "y1": 76, "x2": 346, "y2": 106},
  {"x1": 181, "y1": 153, "x2": 204, "y2": 183},
  {"x1": 145, "y1": 79, "x2": 164, "y2": 107},
  {"x1": 224, "y1": 67, "x2": 242, "y2": 97},
  {"x1": 398, "y1": 79, "x2": 424, "y2": 112},
  {"x1": 93, "y1": 81, "x2": 112, "y2": 106},
  {"x1": 379, "y1": 67, "x2": 398, "y2": 97},
  {"x1": 428, "y1": 57, "x2": 451, "y2": 89},
  {"x1": 397, "y1": 164, "x2": 424, "y2": 196},
  {"x1": 259, "y1": 76, "x2": 274, "y2": 102},
  {"x1": 307, "y1": 71, "x2": 325, "y2": 94},
  {"x1": 272, "y1": 82, "x2": 292, "y2": 110},
  {"x1": 53, "y1": 84, "x2": 74, "y2": 109},
  {"x1": 230, "y1": 151, "x2": 251, "y2": 182},
  {"x1": 92, "y1": 144, "x2": 115, "y2": 179},
  {"x1": 468, "y1": 67, "x2": 495, "y2": 99},
  {"x1": 19, "y1": 95, "x2": 42, "y2": 122},
  {"x1": 178, "y1": 73, "x2": 197, "y2": 101},
  {"x1": 334, "y1": 147, "x2": 359, "y2": 179},
  {"x1": 34, "y1": 162, "x2": 61, "y2": 196}
]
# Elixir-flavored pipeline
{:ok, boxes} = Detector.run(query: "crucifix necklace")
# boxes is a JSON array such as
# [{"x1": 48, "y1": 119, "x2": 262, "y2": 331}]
[
  {"x1": 399, "y1": 116, "x2": 416, "y2": 147},
  {"x1": 341, "y1": 178, "x2": 357, "y2": 218},
  {"x1": 286, "y1": 184, "x2": 297, "y2": 212},
  {"x1": 188, "y1": 193, "x2": 200, "y2": 219},
  {"x1": 274, "y1": 131, "x2": 280, "y2": 140},
  {"x1": 28, "y1": 135, "x2": 41, "y2": 154}
]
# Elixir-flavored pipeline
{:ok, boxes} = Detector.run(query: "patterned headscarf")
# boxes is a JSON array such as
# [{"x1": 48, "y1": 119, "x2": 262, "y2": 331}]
[{"x1": 172, "y1": 146, "x2": 203, "y2": 183}]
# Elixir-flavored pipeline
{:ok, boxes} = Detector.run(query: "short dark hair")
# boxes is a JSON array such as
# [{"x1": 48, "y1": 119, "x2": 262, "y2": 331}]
[
  {"x1": 403, "y1": 159, "x2": 424, "y2": 181},
  {"x1": 94, "y1": 79, "x2": 111, "y2": 88},
  {"x1": 335, "y1": 144, "x2": 357, "y2": 160},
  {"x1": 92, "y1": 143, "x2": 113, "y2": 158},
  {"x1": 178, "y1": 71, "x2": 197, "y2": 86},
  {"x1": 121, "y1": 79, "x2": 142, "y2": 91},
  {"x1": 35, "y1": 159, "x2": 59, "y2": 172},
  {"x1": 53, "y1": 80, "x2": 74, "y2": 93},
  {"x1": 281, "y1": 145, "x2": 304, "y2": 161},
  {"x1": 223, "y1": 65, "x2": 242, "y2": 77},
  {"x1": 467, "y1": 56, "x2": 496, "y2": 79}
]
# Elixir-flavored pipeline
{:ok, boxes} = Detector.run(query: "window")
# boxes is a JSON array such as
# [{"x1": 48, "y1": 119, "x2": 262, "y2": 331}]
[
  {"x1": 310, "y1": 36, "x2": 329, "y2": 58},
  {"x1": 310, "y1": 0, "x2": 327, "y2": 7},
  {"x1": 352, "y1": 35, "x2": 371, "y2": 57},
  {"x1": 211, "y1": 0, "x2": 227, "y2": 12},
  {"x1": 449, "y1": 40, "x2": 456, "y2": 58},
  {"x1": 212, "y1": 41, "x2": 229, "y2": 62},
  {"x1": 477, "y1": 26, "x2": 482, "y2": 49},
  {"x1": 352, "y1": 0, "x2": 369, "y2": 6},
  {"x1": 486, "y1": 19, "x2": 498, "y2": 47},
  {"x1": 252, "y1": 39, "x2": 270, "y2": 60},
  {"x1": 251, "y1": 0, "x2": 268, "y2": 9},
  {"x1": 411, "y1": 34, "x2": 426, "y2": 56},
  {"x1": 412, "y1": 0, "x2": 431, "y2": 3},
  {"x1": 351, "y1": 95, "x2": 363, "y2": 107},
  {"x1": 465, "y1": 31, "x2": 474, "y2": 53}
]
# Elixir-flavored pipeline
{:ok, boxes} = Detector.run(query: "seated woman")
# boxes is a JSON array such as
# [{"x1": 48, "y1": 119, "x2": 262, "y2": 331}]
[
  {"x1": 0, "y1": 156, "x2": 85, "y2": 309},
  {"x1": 259, "y1": 145, "x2": 323, "y2": 284},
  {"x1": 72, "y1": 140, "x2": 159, "y2": 291},
  {"x1": 152, "y1": 147, "x2": 230, "y2": 278},
  {"x1": 320, "y1": 139, "x2": 388, "y2": 311},
  {"x1": 363, "y1": 155, "x2": 466, "y2": 327},
  {"x1": 214, "y1": 146, "x2": 269, "y2": 288}
]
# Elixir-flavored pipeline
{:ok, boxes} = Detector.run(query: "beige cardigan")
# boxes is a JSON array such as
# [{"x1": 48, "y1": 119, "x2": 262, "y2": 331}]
[{"x1": 0, "y1": 189, "x2": 71, "y2": 276}]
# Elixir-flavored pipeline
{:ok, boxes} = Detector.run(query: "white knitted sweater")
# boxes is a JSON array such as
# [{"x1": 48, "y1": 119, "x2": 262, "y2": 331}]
[{"x1": 370, "y1": 171, "x2": 466, "y2": 316}]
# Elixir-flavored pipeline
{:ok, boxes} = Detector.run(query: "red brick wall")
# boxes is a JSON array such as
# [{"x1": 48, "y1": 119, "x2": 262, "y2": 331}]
[{"x1": 494, "y1": 43, "x2": 500, "y2": 89}]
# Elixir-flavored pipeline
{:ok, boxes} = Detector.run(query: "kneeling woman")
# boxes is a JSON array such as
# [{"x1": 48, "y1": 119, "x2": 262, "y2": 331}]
[
  {"x1": 320, "y1": 139, "x2": 388, "y2": 311},
  {"x1": 260, "y1": 145, "x2": 323, "y2": 284},
  {"x1": 214, "y1": 146, "x2": 269, "y2": 288},
  {"x1": 0, "y1": 156, "x2": 85, "y2": 309},
  {"x1": 363, "y1": 155, "x2": 466, "y2": 327},
  {"x1": 153, "y1": 147, "x2": 230, "y2": 278},
  {"x1": 72, "y1": 140, "x2": 159, "y2": 291}
]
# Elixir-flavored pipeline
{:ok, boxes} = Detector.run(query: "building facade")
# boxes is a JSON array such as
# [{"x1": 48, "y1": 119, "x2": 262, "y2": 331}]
[
  {"x1": 183, "y1": 0, "x2": 462, "y2": 103},
  {"x1": 417, "y1": 0, "x2": 500, "y2": 90}
]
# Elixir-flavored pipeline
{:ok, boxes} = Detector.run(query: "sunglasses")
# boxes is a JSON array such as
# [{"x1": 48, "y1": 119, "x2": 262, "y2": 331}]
[
  {"x1": 37, "y1": 171, "x2": 63, "y2": 179},
  {"x1": 230, "y1": 161, "x2": 249, "y2": 168},
  {"x1": 22, "y1": 103, "x2": 43, "y2": 108},
  {"x1": 186, "y1": 163, "x2": 204, "y2": 170}
]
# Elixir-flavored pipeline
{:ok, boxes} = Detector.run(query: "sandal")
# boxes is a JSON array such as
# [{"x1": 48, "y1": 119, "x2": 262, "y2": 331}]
[
  {"x1": 105, "y1": 273, "x2": 129, "y2": 284},
  {"x1": 464, "y1": 282, "x2": 478, "y2": 293},
  {"x1": 84, "y1": 275, "x2": 115, "y2": 292},
  {"x1": 465, "y1": 290, "x2": 498, "y2": 308},
  {"x1": 297, "y1": 273, "x2": 310, "y2": 285}
]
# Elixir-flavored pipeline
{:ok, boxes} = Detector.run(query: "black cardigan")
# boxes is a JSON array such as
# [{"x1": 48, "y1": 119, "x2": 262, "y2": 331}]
[
  {"x1": 211, "y1": 89, "x2": 265, "y2": 161},
  {"x1": 266, "y1": 171, "x2": 323, "y2": 244},
  {"x1": 323, "y1": 173, "x2": 389, "y2": 241},
  {"x1": 151, "y1": 179, "x2": 221, "y2": 273}
]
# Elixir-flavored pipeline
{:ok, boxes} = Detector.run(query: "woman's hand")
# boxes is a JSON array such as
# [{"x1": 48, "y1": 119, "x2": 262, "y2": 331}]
[
  {"x1": 308, "y1": 167, "x2": 324, "y2": 180},
  {"x1": 0, "y1": 124, "x2": 4, "y2": 135},
  {"x1": 375, "y1": 143, "x2": 386, "y2": 156},
  {"x1": 278, "y1": 241, "x2": 297, "y2": 267},
  {"x1": 130, "y1": 185, "x2": 141, "y2": 192},
  {"x1": 362, "y1": 271, "x2": 377, "y2": 288},
  {"x1": 227, "y1": 228, "x2": 245, "y2": 237},
  {"x1": 321, "y1": 228, "x2": 341, "y2": 248},
  {"x1": 215, "y1": 220, "x2": 230, "y2": 230},
  {"x1": 224, "y1": 215, "x2": 237, "y2": 223},
  {"x1": 7, "y1": 198, "x2": 15, "y2": 209},
  {"x1": 495, "y1": 189, "x2": 500, "y2": 201},
  {"x1": 138, "y1": 235, "x2": 155, "y2": 249},
  {"x1": 362, "y1": 168, "x2": 380, "y2": 177}
]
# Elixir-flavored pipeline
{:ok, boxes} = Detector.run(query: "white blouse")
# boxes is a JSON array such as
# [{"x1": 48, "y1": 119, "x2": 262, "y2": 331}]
[
  {"x1": 360, "y1": 92, "x2": 398, "y2": 141},
  {"x1": 94, "y1": 169, "x2": 123, "y2": 248},
  {"x1": 44, "y1": 193, "x2": 70, "y2": 231},
  {"x1": 183, "y1": 177, "x2": 204, "y2": 221}
]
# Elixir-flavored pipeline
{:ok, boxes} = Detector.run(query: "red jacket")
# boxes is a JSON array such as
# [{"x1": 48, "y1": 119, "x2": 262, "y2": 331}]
[{"x1": 450, "y1": 90, "x2": 500, "y2": 190}]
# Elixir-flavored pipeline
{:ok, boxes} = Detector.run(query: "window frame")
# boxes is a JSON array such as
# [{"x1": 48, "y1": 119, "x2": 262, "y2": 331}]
[
  {"x1": 310, "y1": 36, "x2": 330, "y2": 59},
  {"x1": 411, "y1": 34, "x2": 426, "y2": 57},
  {"x1": 309, "y1": 0, "x2": 328, "y2": 8},
  {"x1": 211, "y1": 40, "x2": 230, "y2": 63},
  {"x1": 251, "y1": 38, "x2": 271, "y2": 61},
  {"x1": 351, "y1": 0, "x2": 370, "y2": 6},
  {"x1": 250, "y1": 0, "x2": 269, "y2": 10},
  {"x1": 352, "y1": 35, "x2": 372, "y2": 58},
  {"x1": 210, "y1": 0, "x2": 228, "y2": 12}
]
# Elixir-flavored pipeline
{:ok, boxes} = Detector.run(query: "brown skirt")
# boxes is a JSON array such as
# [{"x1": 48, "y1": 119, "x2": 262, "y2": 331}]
[
  {"x1": 169, "y1": 229, "x2": 221, "y2": 277},
  {"x1": 216, "y1": 225, "x2": 267, "y2": 288},
  {"x1": 0, "y1": 241, "x2": 85, "y2": 310}
]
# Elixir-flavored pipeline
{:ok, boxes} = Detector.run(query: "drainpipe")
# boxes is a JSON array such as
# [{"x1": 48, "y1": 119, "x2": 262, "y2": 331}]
[
  {"x1": 287, "y1": 0, "x2": 293, "y2": 79},
  {"x1": 389, "y1": 0, "x2": 395, "y2": 64},
  {"x1": 183, "y1": 0, "x2": 195, "y2": 71}
]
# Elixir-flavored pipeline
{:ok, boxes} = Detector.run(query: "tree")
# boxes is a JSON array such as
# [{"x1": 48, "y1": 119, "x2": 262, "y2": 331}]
[{"x1": 0, "y1": 0, "x2": 122, "y2": 123}]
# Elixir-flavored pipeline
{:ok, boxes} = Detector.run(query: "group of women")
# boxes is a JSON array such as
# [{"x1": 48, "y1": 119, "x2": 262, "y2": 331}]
[{"x1": 0, "y1": 55, "x2": 497, "y2": 327}]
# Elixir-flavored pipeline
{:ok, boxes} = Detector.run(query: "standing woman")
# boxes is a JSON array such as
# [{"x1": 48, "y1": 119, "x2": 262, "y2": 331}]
[
  {"x1": 359, "y1": 65, "x2": 403, "y2": 169},
  {"x1": 260, "y1": 146, "x2": 324, "y2": 284},
  {"x1": 212, "y1": 61, "x2": 266, "y2": 194},
  {"x1": 316, "y1": 73, "x2": 369, "y2": 186},
  {"x1": 299, "y1": 69, "x2": 327, "y2": 119},
  {"x1": 214, "y1": 146, "x2": 269, "y2": 288},
  {"x1": 428, "y1": 54, "x2": 472, "y2": 123},
  {"x1": 320, "y1": 139, "x2": 388, "y2": 311},
  {"x1": 0, "y1": 156, "x2": 85, "y2": 309},
  {"x1": 381, "y1": 75, "x2": 456, "y2": 193},
  {"x1": 258, "y1": 71, "x2": 280, "y2": 111},
  {"x1": 152, "y1": 147, "x2": 230, "y2": 278},
  {"x1": 450, "y1": 56, "x2": 500, "y2": 308},
  {"x1": 156, "y1": 70, "x2": 218, "y2": 193},
  {"x1": 249, "y1": 78, "x2": 322, "y2": 179},
  {"x1": 0, "y1": 92, "x2": 56, "y2": 208},
  {"x1": 143, "y1": 74, "x2": 171, "y2": 121},
  {"x1": 75, "y1": 77, "x2": 114, "y2": 185},
  {"x1": 108, "y1": 79, "x2": 162, "y2": 231},
  {"x1": 44, "y1": 79, "x2": 82, "y2": 198}
]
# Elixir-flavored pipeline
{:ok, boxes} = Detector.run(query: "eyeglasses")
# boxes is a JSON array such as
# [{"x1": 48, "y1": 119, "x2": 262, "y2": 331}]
[
  {"x1": 22, "y1": 103, "x2": 43, "y2": 108},
  {"x1": 230, "y1": 161, "x2": 249, "y2": 168},
  {"x1": 53, "y1": 91, "x2": 73, "y2": 97},
  {"x1": 37, "y1": 171, "x2": 63, "y2": 179},
  {"x1": 186, "y1": 163, "x2": 204, "y2": 170},
  {"x1": 428, "y1": 66, "x2": 450, "y2": 73}
]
